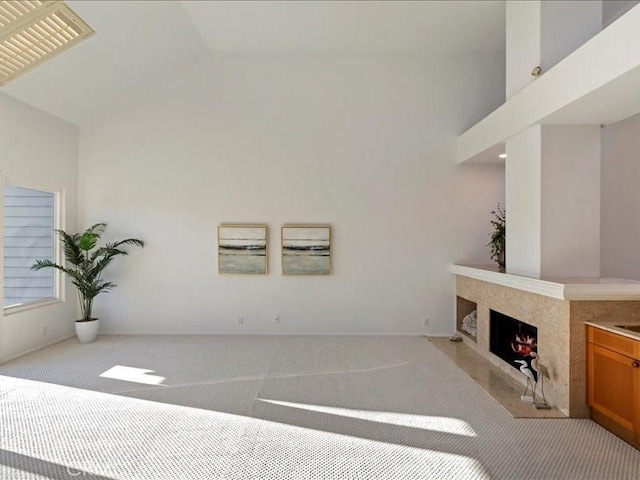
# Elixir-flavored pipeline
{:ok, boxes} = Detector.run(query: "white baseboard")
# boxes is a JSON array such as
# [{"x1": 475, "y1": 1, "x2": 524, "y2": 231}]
[
  {"x1": 100, "y1": 331, "x2": 433, "y2": 337},
  {"x1": 1, "y1": 333, "x2": 75, "y2": 365},
  {"x1": 0, "y1": 333, "x2": 452, "y2": 364}
]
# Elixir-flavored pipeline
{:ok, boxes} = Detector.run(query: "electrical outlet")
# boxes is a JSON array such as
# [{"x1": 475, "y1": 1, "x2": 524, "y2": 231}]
[
  {"x1": 423, "y1": 318, "x2": 430, "y2": 326},
  {"x1": 275, "y1": 314, "x2": 280, "y2": 324},
  {"x1": 238, "y1": 316, "x2": 243, "y2": 325},
  {"x1": 42, "y1": 326, "x2": 48, "y2": 336}
]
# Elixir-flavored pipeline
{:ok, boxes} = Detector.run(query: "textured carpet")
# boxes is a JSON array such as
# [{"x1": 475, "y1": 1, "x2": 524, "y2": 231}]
[{"x1": 0, "y1": 335, "x2": 638, "y2": 479}]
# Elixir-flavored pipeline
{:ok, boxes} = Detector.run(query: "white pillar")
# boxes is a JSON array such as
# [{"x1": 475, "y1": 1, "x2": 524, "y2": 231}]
[
  {"x1": 506, "y1": 0, "x2": 602, "y2": 99},
  {"x1": 506, "y1": 126, "x2": 601, "y2": 278},
  {"x1": 505, "y1": 126, "x2": 542, "y2": 277},
  {"x1": 505, "y1": 1, "x2": 602, "y2": 278},
  {"x1": 506, "y1": 1, "x2": 541, "y2": 99}
]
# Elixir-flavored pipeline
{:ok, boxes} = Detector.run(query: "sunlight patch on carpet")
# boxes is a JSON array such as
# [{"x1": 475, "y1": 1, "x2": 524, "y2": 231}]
[
  {"x1": 258, "y1": 398, "x2": 477, "y2": 436},
  {"x1": 99, "y1": 366, "x2": 165, "y2": 386}
]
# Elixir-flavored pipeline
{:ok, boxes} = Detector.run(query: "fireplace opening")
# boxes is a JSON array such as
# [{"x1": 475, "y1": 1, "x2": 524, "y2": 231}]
[{"x1": 490, "y1": 310, "x2": 538, "y2": 378}]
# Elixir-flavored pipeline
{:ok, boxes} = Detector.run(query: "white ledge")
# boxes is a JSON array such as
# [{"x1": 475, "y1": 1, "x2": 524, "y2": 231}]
[
  {"x1": 457, "y1": 4, "x2": 640, "y2": 164},
  {"x1": 451, "y1": 264, "x2": 640, "y2": 301}
]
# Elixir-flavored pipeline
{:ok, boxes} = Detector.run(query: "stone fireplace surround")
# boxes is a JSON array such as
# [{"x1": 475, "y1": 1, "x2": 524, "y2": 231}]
[{"x1": 452, "y1": 265, "x2": 640, "y2": 417}]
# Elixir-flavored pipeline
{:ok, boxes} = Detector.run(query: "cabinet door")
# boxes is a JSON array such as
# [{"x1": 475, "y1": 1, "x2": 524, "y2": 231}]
[{"x1": 588, "y1": 343, "x2": 639, "y2": 432}]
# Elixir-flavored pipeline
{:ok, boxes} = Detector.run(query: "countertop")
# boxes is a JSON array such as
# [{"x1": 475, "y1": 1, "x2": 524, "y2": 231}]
[{"x1": 585, "y1": 320, "x2": 640, "y2": 342}]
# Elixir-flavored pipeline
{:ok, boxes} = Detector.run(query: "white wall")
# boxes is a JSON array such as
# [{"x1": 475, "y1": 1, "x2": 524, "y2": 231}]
[
  {"x1": 603, "y1": 0, "x2": 640, "y2": 27},
  {"x1": 541, "y1": 1, "x2": 601, "y2": 73},
  {"x1": 0, "y1": 92, "x2": 78, "y2": 363},
  {"x1": 601, "y1": 112, "x2": 640, "y2": 280},
  {"x1": 78, "y1": 53, "x2": 505, "y2": 336},
  {"x1": 540, "y1": 125, "x2": 601, "y2": 278}
]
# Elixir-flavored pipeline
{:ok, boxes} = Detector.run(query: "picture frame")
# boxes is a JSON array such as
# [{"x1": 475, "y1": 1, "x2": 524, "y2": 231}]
[
  {"x1": 281, "y1": 224, "x2": 331, "y2": 276},
  {"x1": 218, "y1": 224, "x2": 268, "y2": 275}
]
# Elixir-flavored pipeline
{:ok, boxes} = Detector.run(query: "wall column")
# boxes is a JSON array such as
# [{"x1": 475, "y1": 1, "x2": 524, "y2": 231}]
[{"x1": 505, "y1": 1, "x2": 602, "y2": 277}]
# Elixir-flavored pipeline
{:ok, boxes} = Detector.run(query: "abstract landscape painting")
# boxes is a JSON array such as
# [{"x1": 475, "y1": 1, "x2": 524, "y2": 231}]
[
  {"x1": 218, "y1": 225, "x2": 268, "y2": 275},
  {"x1": 282, "y1": 225, "x2": 331, "y2": 275}
]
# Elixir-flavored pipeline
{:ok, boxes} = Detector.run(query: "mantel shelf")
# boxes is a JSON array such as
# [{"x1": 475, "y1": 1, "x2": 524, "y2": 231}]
[
  {"x1": 451, "y1": 264, "x2": 640, "y2": 301},
  {"x1": 457, "y1": 4, "x2": 640, "y2": 164}
]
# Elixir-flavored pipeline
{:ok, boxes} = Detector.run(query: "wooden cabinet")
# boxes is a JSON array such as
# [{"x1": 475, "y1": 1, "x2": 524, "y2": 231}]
[{"x1": 587, "y1": 326, "x2": 640, "y2": 449}]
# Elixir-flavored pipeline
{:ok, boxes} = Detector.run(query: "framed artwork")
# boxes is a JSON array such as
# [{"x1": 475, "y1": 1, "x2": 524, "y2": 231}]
[
  {"x1": 281, "y1": 225, "x2": 331, "y2": 275},
  {"x1": 218, "y1": 224, "x2": 268, "y2": 275}
]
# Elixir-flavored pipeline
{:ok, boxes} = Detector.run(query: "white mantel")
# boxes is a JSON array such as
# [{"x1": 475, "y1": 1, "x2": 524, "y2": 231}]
[{"x1": 451, "y1": 264, "x2": 640, "y2": 301}]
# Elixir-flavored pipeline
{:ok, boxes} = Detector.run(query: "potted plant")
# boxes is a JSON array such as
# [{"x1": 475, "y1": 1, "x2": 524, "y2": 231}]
[
  {"x1": 487, "y1": 204, "x2": 506, "y2": 272},
  {"x1": 32, "y1": 223, "x2": 144, "y2": 343}
]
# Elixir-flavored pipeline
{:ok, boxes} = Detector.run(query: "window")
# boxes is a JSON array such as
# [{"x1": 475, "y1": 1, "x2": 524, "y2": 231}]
[{"x1": 3, "y1": 183, "x2": 60, "y2": 310}]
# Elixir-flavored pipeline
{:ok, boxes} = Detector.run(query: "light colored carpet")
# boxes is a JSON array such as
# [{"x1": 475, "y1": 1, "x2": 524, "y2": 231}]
[{"x1": 0, "y1": 335, "x2": 638, "y2": 479}]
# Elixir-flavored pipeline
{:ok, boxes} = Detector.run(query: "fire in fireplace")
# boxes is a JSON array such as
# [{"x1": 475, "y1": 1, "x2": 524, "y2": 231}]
[{"x1": 489, "y1": 310, "x2": 538, "y2": 378}]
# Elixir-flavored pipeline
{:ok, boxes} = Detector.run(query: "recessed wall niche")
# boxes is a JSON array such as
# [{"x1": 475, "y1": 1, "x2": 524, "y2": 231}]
[{"x1": 456, "y1": 296, "x2": 478, "y2": 342}]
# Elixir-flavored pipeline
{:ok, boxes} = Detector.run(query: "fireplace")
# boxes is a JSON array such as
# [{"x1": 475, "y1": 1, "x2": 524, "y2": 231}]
[
  {"x1": 454, "y1": 272, "x2": 610, "y2": 417},
  {"x1": 490, "y1": 309, "x2": 538, "y2": 377}
]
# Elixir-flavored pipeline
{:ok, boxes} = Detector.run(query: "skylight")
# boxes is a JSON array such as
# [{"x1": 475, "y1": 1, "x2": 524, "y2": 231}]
[{"x1": 0, "y1": 0, "x2": 94, "y2": 86}]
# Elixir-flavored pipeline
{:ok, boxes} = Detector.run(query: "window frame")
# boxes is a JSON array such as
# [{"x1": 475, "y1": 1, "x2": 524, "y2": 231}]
[{"x1": 2, "y1": 176, "x2": 65, "y2": 315}]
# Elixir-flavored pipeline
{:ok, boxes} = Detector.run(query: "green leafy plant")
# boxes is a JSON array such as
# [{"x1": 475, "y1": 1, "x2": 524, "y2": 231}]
[
  {"x1": 32, "y1": 223, "x2": 144, "y2": 322},
  {"x1": 487, "y1": 204, "x2": 506, "y2": 270}
]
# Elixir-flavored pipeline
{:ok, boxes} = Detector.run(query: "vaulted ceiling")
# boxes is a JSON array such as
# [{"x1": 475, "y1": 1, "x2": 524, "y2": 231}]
[
  {"x1": 181, "y1": 0, "x2": 505, "y2": 53},
  {"x1": 2, "y1": 0, "x2": 505, "y2": 125}
]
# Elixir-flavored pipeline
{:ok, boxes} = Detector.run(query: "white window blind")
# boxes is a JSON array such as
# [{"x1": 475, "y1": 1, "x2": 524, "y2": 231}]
[{"x1": 3, "y1": 185, "x2": 55, "y2": 308}]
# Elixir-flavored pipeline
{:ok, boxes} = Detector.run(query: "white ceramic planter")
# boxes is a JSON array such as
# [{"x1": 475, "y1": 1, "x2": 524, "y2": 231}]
[{"x1": 75, "y1": 318, "x2": 99, "y2": 344}]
